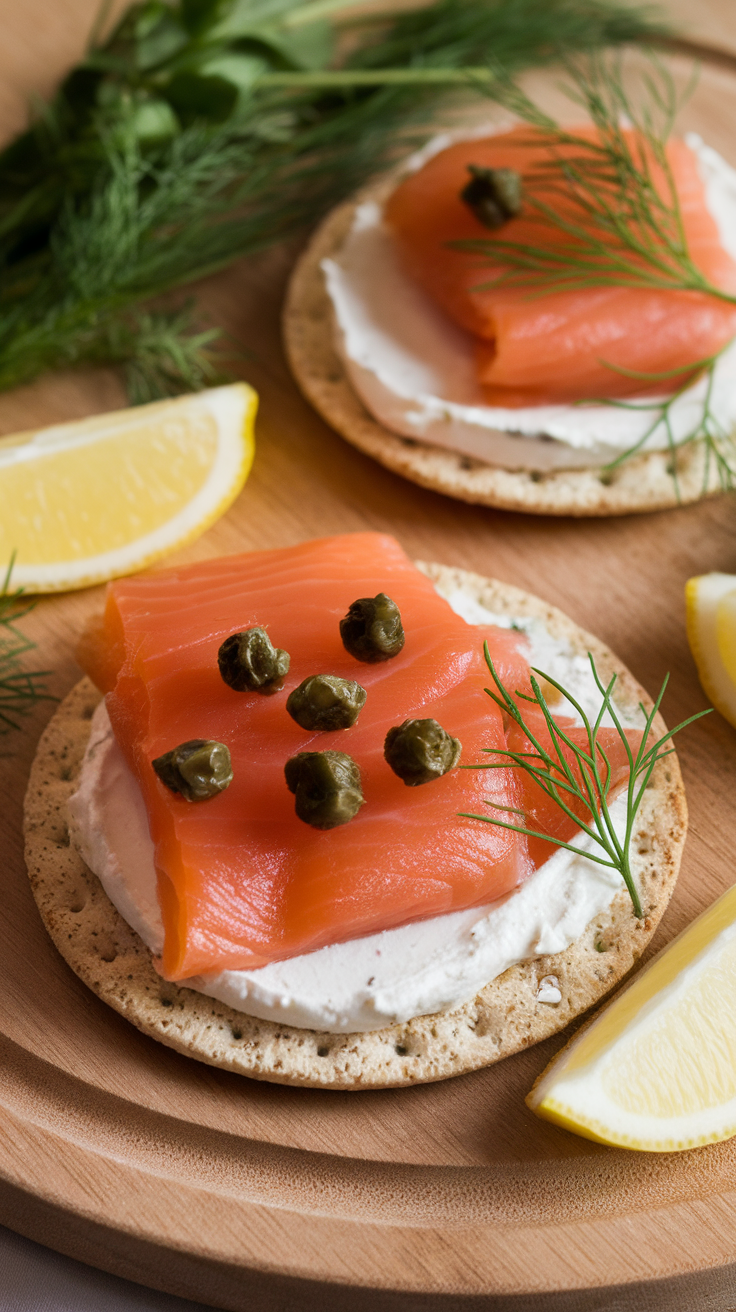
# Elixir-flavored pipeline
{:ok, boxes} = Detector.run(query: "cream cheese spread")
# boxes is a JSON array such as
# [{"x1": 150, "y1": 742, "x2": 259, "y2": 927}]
[
  {"x1": 67, "y1": 587, "x2": 635, "y2": 1034},
  {"x1": 322, "y1": 132, "x2": 736, "y2": 471}
]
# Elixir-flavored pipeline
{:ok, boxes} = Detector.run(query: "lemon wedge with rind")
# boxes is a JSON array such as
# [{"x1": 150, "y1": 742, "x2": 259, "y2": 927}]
[
  {"x1": 527, "y1": 883, "x2": 736, "y2": 1152},
  {"x1": 0, "y1": 383, "x2": 256, "y2": 593},
  {"x1": 686, "y1": 572, "x2": 736, "y2": 727}
]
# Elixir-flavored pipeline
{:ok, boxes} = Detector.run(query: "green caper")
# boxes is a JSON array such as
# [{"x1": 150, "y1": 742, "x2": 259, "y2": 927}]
[
  {"x1": 339, "y1": 592, "x2": 405, "y2": 663},
  {"x1": 285, "y1": 750, "x2": 364, "y2": 829},
  {"x1": 152, "y1": 739, "x2": 233, "y2": 801},
  {"x1": 384, "y1": 718, "x2": 461, "y2": 786},
  {"x1": 286, "y1": 674, "x2": 367, "y2": 731},
  {"x1": 460, "y1": 165, "x2": 522, "y2": 230},
  {"x1": 217, "y1": 627, "x2": 290, "y2": 693}
]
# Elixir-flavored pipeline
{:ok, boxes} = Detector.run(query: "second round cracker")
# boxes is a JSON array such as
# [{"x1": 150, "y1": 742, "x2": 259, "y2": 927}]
[{"x1": 284, "y1": 195, "x2": 725, "y2": 518}]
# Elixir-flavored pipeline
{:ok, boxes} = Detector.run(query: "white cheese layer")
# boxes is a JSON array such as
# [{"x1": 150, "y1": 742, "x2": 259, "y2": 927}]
[
  {"x1": 322, "y1": 132, "x2": 736, "y2": 471},
  {"x1": 67, "y1": 589, "x2": 634, "y2": 1034}
]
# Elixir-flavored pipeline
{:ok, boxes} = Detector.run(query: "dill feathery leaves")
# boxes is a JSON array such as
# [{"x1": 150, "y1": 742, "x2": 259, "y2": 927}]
[
  {"x1": 455, "y1": 52, "x2": 736, "y2": 488},
  {"x1": 460, "y1": 641, "x2": 709, "y2": 917},
  {"x1": 592, "y1": 346, "x2": 736, "y2": 496},
  {"x1": 0, "y1": 556, "x2": 55, "y2": 737},
  {"x1": 0, "y1": 0, "x2": 666, "y2": 401},
  {"x1": 459, "y1": 53, "x2": 731, "y2": 302}
]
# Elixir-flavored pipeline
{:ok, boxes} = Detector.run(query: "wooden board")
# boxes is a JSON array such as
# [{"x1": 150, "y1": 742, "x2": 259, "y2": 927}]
[{"x1": 3, "y1": 4, "x2": 736, "y2": 1308}]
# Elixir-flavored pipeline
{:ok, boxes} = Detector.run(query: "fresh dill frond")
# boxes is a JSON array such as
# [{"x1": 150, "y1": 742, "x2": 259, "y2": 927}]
[
  {"x1": 453, "y1": 51, "x2": 736, "y2": 490},
  {"x1": 0, "y1": 556, "x2": 55, "y2": 736},
  {"x1": 81, "y1": 306, "x2": 228, "y2": 406},
  {"x1": 0, "y1": 0, "x2": 668, "y2": 400},
  {"x1": 459, "y1": 641, "x2": 710, "y2": 918},
  {"x1": 592, "y1": 347, "x2": 736, "y2": 496},
  {"x1": 458, "y1": 52, "x2": 733, "y2": 303}
]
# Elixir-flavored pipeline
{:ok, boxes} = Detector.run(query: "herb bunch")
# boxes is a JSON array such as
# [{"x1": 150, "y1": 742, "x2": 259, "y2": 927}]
[
  {"x1": 0, "y1": 0, "x2": 666, "y2": 400},
  {"x1": 460, "y1": 642, "x2": 708, "y2": 917},
  {"x1": 0, "y1": 557, "x2": 54, "y2": 736}
]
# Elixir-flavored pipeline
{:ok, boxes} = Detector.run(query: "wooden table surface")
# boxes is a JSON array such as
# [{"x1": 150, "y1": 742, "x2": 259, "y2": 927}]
[{"x1": 3, "y1": 3, "x2": 736, "y2": 1309}]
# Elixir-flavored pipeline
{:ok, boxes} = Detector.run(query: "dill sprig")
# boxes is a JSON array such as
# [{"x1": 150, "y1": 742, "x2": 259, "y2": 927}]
[
  {"x1": 592, "y1": 348, "x2": 736, "y2": 495},
  {"x1": 454, "y1": 52, "x2": 736, "y2": 490},
  {"x1": 458, "y1": 53, "x2": 733, "y2": 303},
  {"x1": 0, "y1": 556, "x2": 55, "y2": 736},
  {"x1": 0, "y1": 0, "x2": 667, "y2": 400},
  {"x1": 459, "y1": 641, "x2": 709, "y2": 917},
  {"x1": 91, "y1": 306, "x2": 227, "y2": 406}
]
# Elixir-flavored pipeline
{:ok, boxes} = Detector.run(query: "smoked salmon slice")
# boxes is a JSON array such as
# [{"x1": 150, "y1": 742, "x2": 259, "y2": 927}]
[
  {"x1": 385, "y1": 127, "x2": 736, "y2": 406},
  {"x1": 80, "y1": 534, "x2": 638, "y2": 981}
]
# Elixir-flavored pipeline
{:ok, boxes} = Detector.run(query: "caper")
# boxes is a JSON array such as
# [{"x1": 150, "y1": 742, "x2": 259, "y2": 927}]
[
  {"x1": 152, "y1": 739, "x2": 233, "y2": 801},
  {"x1": 285, "y1": 750, "x2": 364, "y2": 829},
  {"x1": 384, "y1": 718, "x2": 461, "y2": 786},
  {"x1": 340, "y1": 592, "x2": 405, "y2": 663},
  {"x1": 286, "y1": 674, "x2": 367, "y2": 731},
  {"x1": 460, "y1": 165, "x2": 522, "y2": 230},
  {"x1": 217, "y1": 627, "x2": 290, "y2": 693}
]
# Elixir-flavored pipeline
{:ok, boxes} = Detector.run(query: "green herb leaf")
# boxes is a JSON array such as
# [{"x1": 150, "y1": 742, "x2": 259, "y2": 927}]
[
  {"x1": 181, "y1": 0, "x2": 229, "y2": 37},
  {"x1": 164, "y1": 70, "x2": 242, "y2": 121}
]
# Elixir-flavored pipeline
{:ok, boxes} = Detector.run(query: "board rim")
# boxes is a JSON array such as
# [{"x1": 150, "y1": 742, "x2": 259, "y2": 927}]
[{"x1": 5, "y1": 1023, "x2": 736, "y2": 1304}]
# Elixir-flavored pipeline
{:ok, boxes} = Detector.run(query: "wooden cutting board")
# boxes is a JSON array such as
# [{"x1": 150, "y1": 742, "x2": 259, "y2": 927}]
[{"x1": 2, "y1": 5, "x2": 736, "y2": 1309}]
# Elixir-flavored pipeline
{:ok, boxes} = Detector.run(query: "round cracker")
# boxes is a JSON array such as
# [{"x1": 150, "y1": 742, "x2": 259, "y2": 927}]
[
  {"x1": 24, "y1": 567, "x2": 686, "y2": 1089},
  {"x1": 283, "y1": 192, "x2": 727, "y2": 518}
]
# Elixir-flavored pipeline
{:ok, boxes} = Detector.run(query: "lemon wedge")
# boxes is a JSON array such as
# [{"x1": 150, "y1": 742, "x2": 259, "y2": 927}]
[
  {"x1": 0, "y1": 383, "x2": 257, "y2": 593},
  {"x1": 686, "y1": 572, "x2": 736, "y2": 727},
  {"x1": 527, "y1": 884, "x2": 736, "y2": 1151}
]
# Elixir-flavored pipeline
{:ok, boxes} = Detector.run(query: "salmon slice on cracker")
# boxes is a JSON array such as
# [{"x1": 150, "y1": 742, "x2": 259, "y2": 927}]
[
  {"x1": 80, "y1": 532, "x2": 637, "y2": 982},
  {"x1": 385, "y1": 127, "x2": 736, "y2": 405}
]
